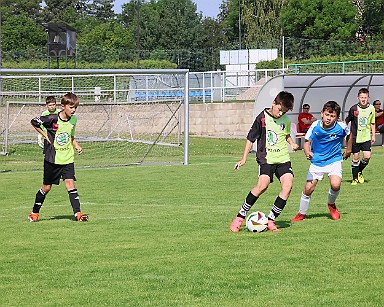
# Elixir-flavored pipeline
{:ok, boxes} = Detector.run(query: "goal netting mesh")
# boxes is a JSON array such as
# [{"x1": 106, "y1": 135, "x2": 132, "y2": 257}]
[{"x1": 0, "y1": 70, "x2": 188, "y2": 172}]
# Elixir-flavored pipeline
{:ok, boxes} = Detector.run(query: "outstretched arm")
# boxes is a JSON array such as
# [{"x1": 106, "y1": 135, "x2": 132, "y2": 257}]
[{"x1": 234, "y1": 140, "x2": 253, "y2": 170}]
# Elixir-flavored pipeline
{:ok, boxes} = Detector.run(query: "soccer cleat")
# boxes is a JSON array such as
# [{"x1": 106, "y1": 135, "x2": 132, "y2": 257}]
[
  {"x1": 291, "y1": 213, "x2": 306, "y2": 222},
  {"x1": 75, "y1": 212, "x2": 89, "y2": 222},
  {"x1": 28, "y1": 212, "x2": 39, "y2": 222},
  {"x1": 351, "y1": 179, "x2": 358, "y2": 186},
  {"x1": 328, "y1": 203, "x2": 340, "y2": 220},
  {"x1": 357, "y1": 172, "x2": 364, "y2": 183},
  {"x1": 267, "y1": 219, "x2": 280, "y2": 232},
  {"x1": 230, "y1": 216, "x2": 245, "y2": 232}
]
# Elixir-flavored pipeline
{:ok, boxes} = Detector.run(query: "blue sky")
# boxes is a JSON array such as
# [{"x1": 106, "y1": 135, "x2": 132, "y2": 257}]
[{"x1": 113, "y1": 0, "x2": 222, "y2": 18}]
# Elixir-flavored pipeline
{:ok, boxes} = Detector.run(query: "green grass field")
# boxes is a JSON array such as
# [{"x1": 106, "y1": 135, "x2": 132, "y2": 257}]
[{"x1": 1, "y1": 137, "x2": 383, "y2": 306}]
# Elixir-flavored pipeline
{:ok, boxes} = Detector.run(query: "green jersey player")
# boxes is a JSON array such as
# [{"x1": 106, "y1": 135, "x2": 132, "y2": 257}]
[
  {"x1": 230, "y1": 91, "x2": 299, "y2": 232},
  {"x1": 37, "y1": 96, "x2": 60, "y2": 149},
  {"x1": 345, "y1": 88, "x2": 376, "y2": 185},
  {"x1": 28, "y1": 92, "x2": 88, "y2": 222}
]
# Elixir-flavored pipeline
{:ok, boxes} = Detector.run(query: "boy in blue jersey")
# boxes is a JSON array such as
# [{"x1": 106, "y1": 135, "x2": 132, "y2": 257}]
[
  {"x1": 291, "y1": 101, "x2": 352, "y2": 222},
  {"x1": 28, "y1": 93, "x2": 88, "y2": 222},
  {"x1": 230, "y1": 91, "x2": 299, "y2": 232}
]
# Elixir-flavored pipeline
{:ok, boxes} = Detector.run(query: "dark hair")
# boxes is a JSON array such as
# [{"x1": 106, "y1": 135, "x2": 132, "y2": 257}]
[
  {"x1": 46, "y1": 96, "x2": 56, "y2": 105},
  {"x1": 373, "y1": 99, "x2": 381, "y2": 106},
  {"x1": 61, "y1": 92, "x2": 79, "y2": 107},
  {"x1": 358, "y1": 88, "x2": 369, "y2": 96},
  {"x1": 274, "y1": 91, "x2": 294, "y2": 111},
  {"x1": 302, "y1": 104, "x2": 310, "y2": 109},
  {"x1": 322, "y1": 101, "x2": 341, "y2": 117}
]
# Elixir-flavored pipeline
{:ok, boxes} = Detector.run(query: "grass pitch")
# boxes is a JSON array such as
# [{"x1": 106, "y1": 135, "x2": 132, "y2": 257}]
[{"x1": 1, "y1": 138, "x2": 383, "y2": 306}]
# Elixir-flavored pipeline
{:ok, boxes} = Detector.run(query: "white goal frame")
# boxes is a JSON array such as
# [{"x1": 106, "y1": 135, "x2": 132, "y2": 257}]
[{"x1": 0, "y1": 68, "x2": 190, "y2": 166}]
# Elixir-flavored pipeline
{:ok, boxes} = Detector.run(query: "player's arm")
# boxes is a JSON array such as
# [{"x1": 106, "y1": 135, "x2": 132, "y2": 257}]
[
  {"x1": 343, "y1": 133, "x2": 353, "y2": 160},
  {"x1": 370, "y1": 123, "x2": 376, "y2": 143},
  {"x1": 286, "y1": 135, "x2": 299, "y2": 151},
  {"x1": 234, "y1": 140, "x2": 252, "y2": 170},
  {"x1": 31, "y1": 116, "x2": 51, "y2": 144},
  {"x1": 72, "y1": 137, "x2": 83, "y2": 155},
  {"x1": 303, "y1": 140, "x2": 313, "y2": 160}
]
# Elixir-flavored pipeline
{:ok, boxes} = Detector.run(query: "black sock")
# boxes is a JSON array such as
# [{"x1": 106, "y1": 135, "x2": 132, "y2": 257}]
[
  {"x1": 268, "y1": 196, "x2": 286, "y2": 220},
  {"x1": 237, "y1": 191, "x2": 258, "y2": 217},
  {"x1": 358, "y1": 160, "x2": 368, "y2": 173},
  {"x1": 32, "y1": 188, "x2": 46, "y2": 213},
  {"x1": 68, "y1": 189, "x2": 81, "y2": 214},
  {"x1": 352, "y1": 161, "x2": 360, "y2": 180}
]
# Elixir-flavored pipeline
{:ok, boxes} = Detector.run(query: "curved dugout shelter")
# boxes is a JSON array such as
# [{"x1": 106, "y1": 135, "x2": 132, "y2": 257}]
[{"x1": 255, "y1": 74, "x2": 384, "y2": 122}]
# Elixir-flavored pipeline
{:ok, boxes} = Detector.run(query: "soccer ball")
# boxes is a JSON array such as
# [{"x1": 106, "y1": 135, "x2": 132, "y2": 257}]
[{"x1": 246, "y1": 211, "x2": 268, "y2": 232}]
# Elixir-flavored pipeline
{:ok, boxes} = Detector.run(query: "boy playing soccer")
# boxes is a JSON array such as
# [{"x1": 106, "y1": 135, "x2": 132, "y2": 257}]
[
  {"x1": 230, "y1": 91, "x2": 299, "y2": 232},
  {"x1": 345, "y1": 88, "x2": 375, "y2": 185},
  {"x1": 28, "y1": 92, "x2": 88, "y2": 222},
  {"x1": 38, "y1": 96, "x2": 59, "y2": 148},
  {"x1": 291, "y1": 101, "x2": 352, "y2": 222}
]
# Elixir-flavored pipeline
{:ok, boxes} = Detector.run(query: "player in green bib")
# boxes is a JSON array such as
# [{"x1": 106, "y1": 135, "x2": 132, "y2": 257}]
[
  {"x1": 38, "y1": 96, "x2": 60, "y2": 149},
  {"x1": 345, "y1": 88, "x2": 376, "y2": 185},
  {"x1": 230, "y1": 91, "x2": 299, "y2": 232},
  {"x1": 28, "y1": 92, "x2": 88, "y2": 222}
]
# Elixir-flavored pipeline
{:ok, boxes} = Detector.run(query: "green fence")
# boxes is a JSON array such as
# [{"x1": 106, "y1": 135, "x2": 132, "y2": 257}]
[{"x1": 287, "y1": 60, "x2": 384, "y2": 74}]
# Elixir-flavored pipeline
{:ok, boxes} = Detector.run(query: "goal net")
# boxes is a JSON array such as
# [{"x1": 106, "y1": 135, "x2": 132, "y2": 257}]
[{"x1": 0, "y1": 69, "x2": 189, "y2": 172}]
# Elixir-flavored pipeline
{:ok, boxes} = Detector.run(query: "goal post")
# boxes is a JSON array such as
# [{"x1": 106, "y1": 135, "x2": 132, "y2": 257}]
[{"x1": 0, "y1": 69, "x2": 190, "y2": 171}]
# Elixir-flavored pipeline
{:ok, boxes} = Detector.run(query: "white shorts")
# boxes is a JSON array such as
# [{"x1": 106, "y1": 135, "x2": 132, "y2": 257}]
[{"x1": 307, "y1": 160, "x2": 342, "y2": 181}]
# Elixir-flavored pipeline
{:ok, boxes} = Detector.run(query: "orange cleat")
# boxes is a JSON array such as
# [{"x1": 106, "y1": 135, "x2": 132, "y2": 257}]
[
  {"x1": 328, "y1": 203, "x2": 340, "y2": 220},
  {"x1": 291, "y1": 213, "x2": 306, "y2": 222},
  {"x1": 28, "y1": 212, "x2": 39, "y2": 222},
  {"x1": 230, "y1": 216, "x2": 245, "y2": 232},
  {"x1": 75, "y1": 212, "x2": 89, "y2": 222},
  {"x1": 267, "y1": 219, "x2": 280, "y2": 232}
]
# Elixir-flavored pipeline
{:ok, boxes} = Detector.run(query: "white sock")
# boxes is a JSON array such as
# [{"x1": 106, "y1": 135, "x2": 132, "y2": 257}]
[
  {"x1": 299, "y1": 192, "x2": 311, "y2": 215},
  {"x1": 328, "y1": 188, "x2": 340, "y2": 205}
]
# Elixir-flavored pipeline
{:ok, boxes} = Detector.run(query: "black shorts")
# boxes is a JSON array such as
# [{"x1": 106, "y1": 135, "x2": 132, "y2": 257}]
[
  {"x1": 43, "y1": 160, "x2": 76, "y2": 185},
  {"x1": 352, "y1": 140, "x2": 371, "y2": 153},
  {"x1": 259, "y1": 161, "x2": 293, "y2": 183}
]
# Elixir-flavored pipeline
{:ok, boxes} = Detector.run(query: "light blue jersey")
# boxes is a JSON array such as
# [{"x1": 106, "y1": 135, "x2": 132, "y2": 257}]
[{"x1": 305, "y1": 120, "x2": 350, "y2": 167}]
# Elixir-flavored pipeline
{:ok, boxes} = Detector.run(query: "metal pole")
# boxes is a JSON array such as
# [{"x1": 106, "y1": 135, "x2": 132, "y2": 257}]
[
  {"x1": 238, "y1": 0, "x2": 241, "y2": 49},
  {"x1": 282, "y1": 36, "x2": 285, "y2": 73},
  {"x1": 183, "y1": 71, "x2": 189, "y2": 165}
]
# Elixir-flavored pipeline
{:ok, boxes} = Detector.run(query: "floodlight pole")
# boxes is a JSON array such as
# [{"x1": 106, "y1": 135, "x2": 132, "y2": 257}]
[{"x1": 238, "y1": 0, "x2": 241, "y2": 49}]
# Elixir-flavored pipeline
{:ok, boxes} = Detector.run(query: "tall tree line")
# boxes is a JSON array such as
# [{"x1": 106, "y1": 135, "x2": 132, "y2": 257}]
[{"x1": 1, "y1": 0, "x2": 384, "y2": 69}]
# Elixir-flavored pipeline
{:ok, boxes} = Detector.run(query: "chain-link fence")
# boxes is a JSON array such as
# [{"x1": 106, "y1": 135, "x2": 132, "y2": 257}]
[{"x1": 2, "y1": 37, "x2": 384, "y2": 71}]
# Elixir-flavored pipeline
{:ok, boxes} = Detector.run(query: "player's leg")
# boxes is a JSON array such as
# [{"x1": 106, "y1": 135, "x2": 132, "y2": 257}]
[
  {"x1": 28, "y1": 160, "x2": 58, "y2": 222},
  {"x1": 63, "y1": 164, "x2": 88, "y2": 221},
  {"x1": 266, "y1": 162, "x2": 293, "y2": 231},
  {"x1": 230, "y1": 164, "x2": 272, "y2": 232},
  {"x1": 292, "y1": 163, "x2": 321, "y2": 222},
  {"x1": 352, "y1": 148, "x2": 360, "y2": 185},
  {"x1": 358, "y1": 141, "x2": 372, "y2": 182},
  {"x1": 327, "y1": 162, "x2": 343, "y2": 220}
]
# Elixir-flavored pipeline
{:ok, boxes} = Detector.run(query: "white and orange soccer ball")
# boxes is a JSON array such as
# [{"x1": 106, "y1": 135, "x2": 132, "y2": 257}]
[{"x1": 246, "y1": 211, "x2": 268, "y2": 232}]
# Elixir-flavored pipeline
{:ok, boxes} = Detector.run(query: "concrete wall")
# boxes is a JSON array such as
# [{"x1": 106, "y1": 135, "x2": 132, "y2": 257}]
[{"x1": 189, "y1": 102, "x2": 253, "y2": 138}]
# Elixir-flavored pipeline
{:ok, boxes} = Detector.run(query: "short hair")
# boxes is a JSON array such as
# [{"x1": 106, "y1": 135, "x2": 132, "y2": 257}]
[
  {"x1": 322, "y1": 101, "x2": 341, "y2": 117},
  {"x1": 274, "y1": 91, "x2": 294, "y2": 111},
  {"x1": 373, "y1": 99, "x2": 381, "y2": 106},
  {"x1": 302, "y1": 103, "x2": 310, "y2": 109},
  {"x1": 46, "y1": 96, "x2": 56, "y2": 105},
  {"x1": 61, "y1": 92, "x2": 79, "y2": 107},
  {"x1": 358, "y1": 88, "x2": 369, "y2": 96}
]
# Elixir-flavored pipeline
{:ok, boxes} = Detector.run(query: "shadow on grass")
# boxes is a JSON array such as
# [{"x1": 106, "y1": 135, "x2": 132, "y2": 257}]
[{"x1": 46, "y1": 215, "x2": 76, "y2": 221}]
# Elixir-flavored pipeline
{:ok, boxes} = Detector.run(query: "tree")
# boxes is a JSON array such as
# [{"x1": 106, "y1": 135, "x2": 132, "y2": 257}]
[
  {"x1": 2, "y1": 14, "x2": 46, "y2": 52},
  {"x1": 358, "y1": 0, "x2": 384, "y2": 40},
  {"x1": 41, "y1": 0, "x2": 88, "y2": 24},
  {"x1": 87, "y1": 0, "x2": 115, "y2": 22},
  {"x1": 282, "y1": 0, "x2": 359, "y2": 41},
  {"x1": 242, "y1": 0, "x2": 287, "y2": 48}
]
